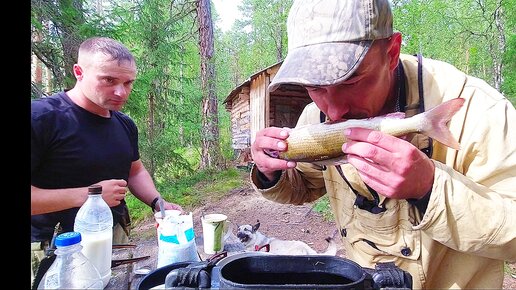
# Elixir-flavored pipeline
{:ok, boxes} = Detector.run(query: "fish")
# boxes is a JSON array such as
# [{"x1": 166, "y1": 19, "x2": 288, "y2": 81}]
[{"x1": 266, "y1": 97, "x2": 465, "y2": 164}]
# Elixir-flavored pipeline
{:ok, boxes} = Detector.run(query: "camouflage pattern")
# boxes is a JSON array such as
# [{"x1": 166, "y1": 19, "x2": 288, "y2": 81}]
[{"x1": 269, "y1": 0, "x2": 393, "y2": 92}]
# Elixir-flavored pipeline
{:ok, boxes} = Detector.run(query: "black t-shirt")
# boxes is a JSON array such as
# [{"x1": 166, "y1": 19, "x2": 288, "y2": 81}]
[{"x1": 31, "y1": 92, "x2": 139, "y2": 242}]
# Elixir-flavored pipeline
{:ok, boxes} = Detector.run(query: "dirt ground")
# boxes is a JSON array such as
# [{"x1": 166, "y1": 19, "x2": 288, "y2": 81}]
[
  {"x1": 189, "y1": 186, "x2": 344, "y2": 255},
  {"x1": 123, "y1": 171, "x2": 515, "y2": 289}
]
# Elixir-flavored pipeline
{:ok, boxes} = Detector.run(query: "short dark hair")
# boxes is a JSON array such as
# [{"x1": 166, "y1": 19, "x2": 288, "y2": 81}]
[{"x1": 79, "y1": 37, "x2": 135, "y2": 65}]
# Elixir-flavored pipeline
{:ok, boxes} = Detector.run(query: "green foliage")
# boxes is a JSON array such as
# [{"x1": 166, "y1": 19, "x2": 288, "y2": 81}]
[
  {"x1": 393, "y1": 0, "x2": 511, "y2": 92},
  {"x1": 212, "y1": 0, "x2": 294, "y2": 163},
  {"x1": 31, "y1": 0, "x2": 121, "y2": 92},
  {"x1": 212, "y1": 0, "x2": 293, "y2": 165},
  {"x1": 219, "y1": 0, "x2": 291, "y2": 79},
  {"x1": 504, "y1": 261, "x2": 516, "y2": 277},
  {"x1": 110, "y1": 0, "x2": 208, "y2": 175},
  {"x1": 126, "y1": 168, "x2": 246, "y2": 223},
  {"x1": 312, "y1": 195, "x2": 335, "y2": 222},
  {"x1": 31, "y1": 0, "x2": 515, "y2": 227},
  {"x1": 501, "y1": 0, "x2": 516, "y2": 103}
]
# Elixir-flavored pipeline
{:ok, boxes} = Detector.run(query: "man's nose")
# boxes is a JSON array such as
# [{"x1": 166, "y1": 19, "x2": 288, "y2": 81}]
[
  {"x1": 324, "y1": 90, "x2": 350, "y2": 121},
  {"x1": 325, "y1": 106, "x2": 349, "y2": 121},
  {"x1": 114, "y1": 84, "x2": 128, "y2": 97}
]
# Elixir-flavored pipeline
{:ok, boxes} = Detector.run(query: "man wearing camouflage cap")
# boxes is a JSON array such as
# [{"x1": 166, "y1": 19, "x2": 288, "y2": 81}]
[{"x1": 250, "y1": 0, "x2": 516, "y2": 288}]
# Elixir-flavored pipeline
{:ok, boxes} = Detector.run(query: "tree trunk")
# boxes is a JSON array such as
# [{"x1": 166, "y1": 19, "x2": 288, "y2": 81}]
[
  {"x1": 197, "y1": 0, "x2": 223, "y2": 170},
  {"x1": 147, "y1": 86, "x2": 156, "y2": 179},
  {"x1": 492, "y1": 1, "x2": 505, "y2": 91},
  {"x1": 59, "y1": 0, "x2": 85, "y2": 89}
]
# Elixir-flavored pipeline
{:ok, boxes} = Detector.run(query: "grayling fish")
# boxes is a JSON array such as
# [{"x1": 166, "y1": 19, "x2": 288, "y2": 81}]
[{"x1": 266, "y1": 97, "x2": 465, "y2": 164}]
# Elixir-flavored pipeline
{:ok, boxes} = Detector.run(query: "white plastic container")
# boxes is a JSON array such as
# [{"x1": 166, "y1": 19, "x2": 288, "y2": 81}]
[
  {"x1": 74, "y1": 184, "x2": 113, "y2": 288},
  {"x1": 38, "y1": 232, "x2": 103, "y2": 289}
]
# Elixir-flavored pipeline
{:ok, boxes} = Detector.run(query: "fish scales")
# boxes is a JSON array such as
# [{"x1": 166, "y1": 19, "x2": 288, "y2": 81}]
[{"x1": 276, "y1": 98, "x2": 464, "y2": 163}]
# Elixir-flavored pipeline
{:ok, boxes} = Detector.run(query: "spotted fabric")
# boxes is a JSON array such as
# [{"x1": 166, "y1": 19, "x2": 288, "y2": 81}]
[{"x1": 269, "y1": 0, "x2": 393, "y2": 91}]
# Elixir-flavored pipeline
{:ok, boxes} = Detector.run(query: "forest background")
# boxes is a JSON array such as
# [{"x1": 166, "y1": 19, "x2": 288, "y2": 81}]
[{"x1": 31, "y1": 0, "x2": 515, "y2": 223}]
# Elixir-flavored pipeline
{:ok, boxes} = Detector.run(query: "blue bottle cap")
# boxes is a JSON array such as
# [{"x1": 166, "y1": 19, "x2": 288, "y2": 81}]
[{"x1": 55, "y1": 232, "x2": 82, "y2": 247}]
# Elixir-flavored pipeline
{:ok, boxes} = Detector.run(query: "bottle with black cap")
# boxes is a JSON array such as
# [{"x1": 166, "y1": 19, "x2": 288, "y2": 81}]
[{"x1": 73, "y1": 184, "x2": 113, "y2": 288}]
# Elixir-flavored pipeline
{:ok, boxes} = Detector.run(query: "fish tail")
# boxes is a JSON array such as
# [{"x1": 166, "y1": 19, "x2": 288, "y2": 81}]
[{"x1": 421, "y1": 98, "x2": 465, "y2": 150}]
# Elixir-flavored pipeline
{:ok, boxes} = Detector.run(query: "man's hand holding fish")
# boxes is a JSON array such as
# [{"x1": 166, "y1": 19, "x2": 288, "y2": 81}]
[
  {"x1": 251, "y1": 127, "x2": 296, "y2": 182},
  {"x1": 341, "y1": 126, "x2": 435, "y2": 200},
  {"x1": 248, "y1": 0, "x2": 516, "y2": 289}
]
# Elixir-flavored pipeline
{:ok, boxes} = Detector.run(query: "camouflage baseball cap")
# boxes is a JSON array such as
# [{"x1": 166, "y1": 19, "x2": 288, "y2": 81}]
[{"x1": 269, "y1": 0, "x2": 393, "y2": 92}]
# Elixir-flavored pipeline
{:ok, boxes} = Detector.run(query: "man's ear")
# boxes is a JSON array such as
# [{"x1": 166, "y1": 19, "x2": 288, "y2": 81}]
[
  {"x1": 73, "y1": 64, "x2": 84, "y2": 80},
  {"x1": 387, "y1": 32, "x2": 402, "y2": 71}
]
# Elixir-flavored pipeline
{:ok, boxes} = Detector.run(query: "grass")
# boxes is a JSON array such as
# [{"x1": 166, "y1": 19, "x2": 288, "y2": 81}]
[
  {"x1": 505, "y1": 261, "x2": 516, "y2": 278},
  {"x1": 126, "y1": 165, "x2": 335, "y2": 226},
  {"x1": 125, "y1": 167, "x2": 248, "y2": 225},
  {"x1": 312, "y1": 195, "x2": 335, "y2": 221}
]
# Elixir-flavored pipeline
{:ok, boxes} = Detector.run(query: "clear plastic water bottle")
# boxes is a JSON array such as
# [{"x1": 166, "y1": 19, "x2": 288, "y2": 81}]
[
  {"x1": 37, "y1": 232, "x2": 103, "y2": 289},
  {"x1": 74, "y1": 184, "x2": 113, "y2": 288}
]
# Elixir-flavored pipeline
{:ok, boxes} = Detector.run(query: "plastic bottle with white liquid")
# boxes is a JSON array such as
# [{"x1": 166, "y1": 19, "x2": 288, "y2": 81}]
[{"x1": 74, "y1": 184, "x2": 113, "y2": 288}]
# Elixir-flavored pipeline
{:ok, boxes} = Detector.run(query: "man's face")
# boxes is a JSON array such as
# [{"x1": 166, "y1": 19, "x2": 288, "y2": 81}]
[
  {"x1": 304, "y1": 39, "x2": 397, "y2": 121},
  {"x1": 76, "y1": 52, "x2": 137, "y2": 112}
]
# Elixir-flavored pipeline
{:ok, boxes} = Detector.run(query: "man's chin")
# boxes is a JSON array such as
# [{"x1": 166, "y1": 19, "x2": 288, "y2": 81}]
[{"x1": 107, "y1": 104, "x2": 124, "y2": 111}]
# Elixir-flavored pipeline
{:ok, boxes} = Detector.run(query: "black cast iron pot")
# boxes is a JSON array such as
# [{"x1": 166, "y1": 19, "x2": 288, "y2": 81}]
[{"x1": 137, "y1": 252, "x2": 412, "y2": 290}]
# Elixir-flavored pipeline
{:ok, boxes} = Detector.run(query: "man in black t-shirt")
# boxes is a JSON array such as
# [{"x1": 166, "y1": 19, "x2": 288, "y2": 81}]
[{"x1": 31, "y1": 37, "x2": 183, "y2": 286}]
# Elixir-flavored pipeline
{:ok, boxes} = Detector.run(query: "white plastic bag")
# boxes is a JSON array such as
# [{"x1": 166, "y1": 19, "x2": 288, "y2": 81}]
[{"x1": 156, "y1": 212, "x2": 200, "y2": 268}]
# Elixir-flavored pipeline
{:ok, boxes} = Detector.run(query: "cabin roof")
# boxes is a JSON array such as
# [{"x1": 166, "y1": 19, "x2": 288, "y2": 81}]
[{"x1": 222, "y1": 61, "x2": 282, "y2": 105}]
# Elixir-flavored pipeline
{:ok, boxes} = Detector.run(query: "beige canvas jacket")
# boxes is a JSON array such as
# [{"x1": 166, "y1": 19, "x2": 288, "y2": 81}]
[{"x1": 251, "y1": 54, "x2": 516, "y2": 289}]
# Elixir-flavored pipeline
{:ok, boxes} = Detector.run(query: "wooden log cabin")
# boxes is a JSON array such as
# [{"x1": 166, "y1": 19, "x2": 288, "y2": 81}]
[{"x1": 223, "y1": 62, "x2": 312, "y2": 167}]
